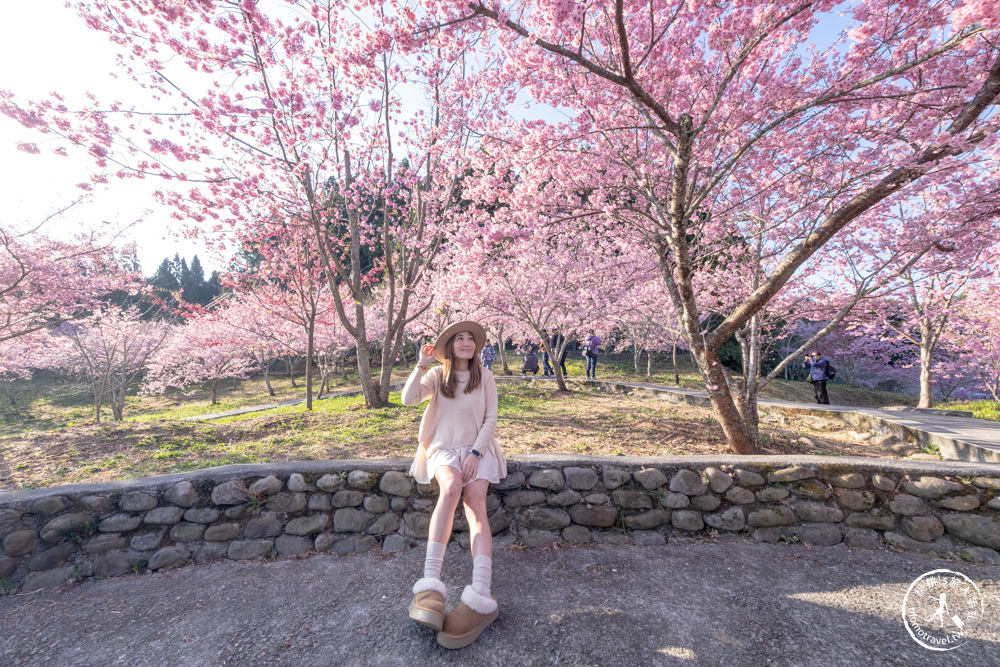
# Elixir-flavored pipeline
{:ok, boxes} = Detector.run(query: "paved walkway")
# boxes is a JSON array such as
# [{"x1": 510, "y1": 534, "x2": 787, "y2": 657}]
[{"x1": 1, "y1": 540, "x2": 998, "y2": 666}]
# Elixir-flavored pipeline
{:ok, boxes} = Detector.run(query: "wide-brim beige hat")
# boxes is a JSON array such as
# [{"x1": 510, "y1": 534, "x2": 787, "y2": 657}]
[{"x1": 434, "y1": 321, "x2": 487, "y2": 363}]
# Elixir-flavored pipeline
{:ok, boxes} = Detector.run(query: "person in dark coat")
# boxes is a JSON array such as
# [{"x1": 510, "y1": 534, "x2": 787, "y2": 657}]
[
  {"x1": 803, "y1": 350, "x2": 832, "y2": 405},
  {"x1": 521, "y1": 346, "x2": 539, "y2": 378},
  {"x1": 540, "y1": 329, "x2": 554, "y2": 376}
]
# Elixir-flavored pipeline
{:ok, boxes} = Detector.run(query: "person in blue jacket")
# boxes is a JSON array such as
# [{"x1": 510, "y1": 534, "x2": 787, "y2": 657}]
[
  {"x1": 803, "y1": 350, "x2": 832, "y2": 405},
  {"x1": 479, "y1": 340, "x2": 497, "y2": 371}
]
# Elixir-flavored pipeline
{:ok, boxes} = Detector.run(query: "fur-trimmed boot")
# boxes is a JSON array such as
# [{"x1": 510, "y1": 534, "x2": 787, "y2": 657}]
[
  {"x1": 409, "y1": 578, "x2": 447, "y2": 631},
  {"x1": 436, "y1": 585, "x2": 498, "y2": 649}
]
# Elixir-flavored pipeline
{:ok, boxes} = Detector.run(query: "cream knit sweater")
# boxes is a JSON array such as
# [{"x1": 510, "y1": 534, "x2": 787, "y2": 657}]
[{"x1": 401, "y1": 365, "x2": 507, "y2": 484}]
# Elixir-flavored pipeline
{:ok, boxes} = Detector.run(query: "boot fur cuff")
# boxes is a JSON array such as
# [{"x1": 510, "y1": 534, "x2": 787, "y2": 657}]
[
  {"x1": 461, "y1": 585, "x2": 497, "y2": 614},
  {"x1": 412, "y1": 577, "x2": 447, "y2": 598}
]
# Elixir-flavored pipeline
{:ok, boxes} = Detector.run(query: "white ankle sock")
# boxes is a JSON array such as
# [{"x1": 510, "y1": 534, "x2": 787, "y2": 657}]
[
  {"x1": 471, "y1": 554, "x2": 492, "y2": 597},
  {"x1": 423, "y1": 541, "x2": 446, "y2": 581}
]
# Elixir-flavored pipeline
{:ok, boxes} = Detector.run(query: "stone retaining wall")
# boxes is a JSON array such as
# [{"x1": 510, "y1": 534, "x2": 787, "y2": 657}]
[{"x1": 2, "y1": 456, "x2": 1000, "y2": 592}]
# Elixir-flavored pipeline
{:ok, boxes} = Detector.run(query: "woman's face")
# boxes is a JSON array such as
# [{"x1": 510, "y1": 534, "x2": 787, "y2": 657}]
[{"x1": 451, "y1": 331, "x2": 477, "y2": 361}]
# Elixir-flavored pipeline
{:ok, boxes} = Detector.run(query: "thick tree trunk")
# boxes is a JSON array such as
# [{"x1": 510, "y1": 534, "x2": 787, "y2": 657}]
[
  {"x1": 918, "y1": 341, "x2": 934, "y2": 409},
  {"x1": 552, "y1": 341, "x2": 568, "y2": 391},
  {"x1": 499, "y1": 337, "x2": 510, "y2": 376},
  {"x1": 647, "y1": 350, "x2": 652, "y2": 377},
  {"x1": 915, "y1": 316, "x2": 938, "y2": 409},
  {"x1": 697, "y1": 349, "x2": 759, "y2": 454},
  {"x1": 112, "y1": 390, "x2": 125, "y2": 421},
  {"x1": 737, "y1": 389, "x2": 760, "y2": 446},
  {"x1": 110, "y1": 395, "x2": 123, "y2": 421},
  {"x1": 263, "y1": 362, "x2": 275, "y2": 397},
  {"x1": 355, "y1": 316, "x2": 389, "y2": 409},
  {"x1": 211, "y1": 377, "x2": 219, "y2": 405},
  {"x1": 705, "y1": 387, "x2": 758, "y2": 453}
]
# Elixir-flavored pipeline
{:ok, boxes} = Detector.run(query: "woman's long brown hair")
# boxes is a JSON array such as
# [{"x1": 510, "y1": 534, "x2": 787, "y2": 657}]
[{"x1": 440, "y1": 333, "x2": 482, "y2": 398}]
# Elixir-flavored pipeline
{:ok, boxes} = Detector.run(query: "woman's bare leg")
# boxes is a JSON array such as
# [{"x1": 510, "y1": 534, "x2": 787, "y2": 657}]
[
  {"x1": 413, "y1": 466, "x2": 464, "y2": 599},
  {"x1": 462, "y1": 479, "x2": 492, "y2": 557},
  {"x1": 428, "y1": 466, "x2": 463, "y2": 544}
]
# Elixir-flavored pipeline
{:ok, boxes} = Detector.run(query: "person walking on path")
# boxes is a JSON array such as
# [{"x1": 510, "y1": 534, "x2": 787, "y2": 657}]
[
  {"x1": 803, "y1": 350, "x2": 833, "y2": 405},
  {"x1": 402, "y1": 321, "x2": 508, "y2": 649},
  {"x1": 521, "y1": 346, "x2": 540, "y2": 378},
  {"x1": 585, "y1": 330, "x2": 601, "y2": 379},
  {"x1": 480, "y1": 340, "x2": 496, "y2": 371},
  {"x1": 540, "y1": 329, "x2": 554, "y2": 376}
]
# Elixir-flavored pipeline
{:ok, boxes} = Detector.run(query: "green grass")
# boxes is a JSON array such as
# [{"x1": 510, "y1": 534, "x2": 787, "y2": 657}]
[
  {"x1": 562, "y1": 352, "x2": 926, "y2": 412},
  {"x1": 497, "y1": 383, "x2": 553, "y2": 417},
  {"x1": 6, "y1": 353, "x2": 990, "y2": 439},
  {"x1": 941, "y1": 399, "x2": 1000, "y2": 421},
  {"x1": 3, "y1": 351, "x2": 996, "y2": 461},
  {"x1": 5, "y1": 353, "x2": 996, "y2": 491}
]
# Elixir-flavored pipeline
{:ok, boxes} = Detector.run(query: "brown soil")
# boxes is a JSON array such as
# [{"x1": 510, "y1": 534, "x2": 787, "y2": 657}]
[{"x1": 0, "y1": 385, "x2": 922, "y2": 492}]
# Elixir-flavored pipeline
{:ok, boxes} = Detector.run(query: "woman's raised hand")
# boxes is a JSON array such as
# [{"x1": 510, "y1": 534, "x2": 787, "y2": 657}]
[{"x1": 419, "y1": 343, "x2": 436, "y2": 366}]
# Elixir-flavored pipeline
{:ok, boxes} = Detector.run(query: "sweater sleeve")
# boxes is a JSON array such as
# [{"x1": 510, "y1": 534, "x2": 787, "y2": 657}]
[
  {"x1": 472, "y1": 370, "x2": 499, "y2": 451},
  {"x1": 402, "y1": 365, "x2": 438, "y2": 406}
]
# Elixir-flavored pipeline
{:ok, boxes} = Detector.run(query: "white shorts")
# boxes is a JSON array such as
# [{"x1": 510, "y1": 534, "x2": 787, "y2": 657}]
[{"x1": 425, "y1": 445, "x2": 502, "y2": 487}]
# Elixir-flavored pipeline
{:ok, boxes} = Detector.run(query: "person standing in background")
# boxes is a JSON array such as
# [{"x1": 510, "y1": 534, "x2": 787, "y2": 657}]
[
  {"x1": 480, "y1": 340, "x2": 496, "y2": 371},
  {"x1": 585, "y1": 330, "x2": 601, "y2": 379},
  {"x1": 803, "y1": 350, "x2": 832, "y2": 405},
  {"x1": 540, "y1": 329, "x2": 554, "y2": 376}
]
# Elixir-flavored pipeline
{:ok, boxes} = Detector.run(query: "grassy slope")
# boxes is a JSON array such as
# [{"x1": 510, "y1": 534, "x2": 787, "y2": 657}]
[
  {"x1": 4, "y1": 353, "x2": 989, "y2": 437},
  {"x1": 2, "y1": 353, "x2": 995, "y2": 491},
  {"x1": 582, "y1": 353, "x2": 921, "y2": 410}
]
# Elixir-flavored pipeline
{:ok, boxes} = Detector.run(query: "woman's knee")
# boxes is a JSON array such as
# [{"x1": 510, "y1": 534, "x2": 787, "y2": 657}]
[
  {"x1": 435, "y1": 472, "x2": 463, "y2": 506},
  {"x1": 462, "y1": 484, "x2": 489, "y2": 521}
]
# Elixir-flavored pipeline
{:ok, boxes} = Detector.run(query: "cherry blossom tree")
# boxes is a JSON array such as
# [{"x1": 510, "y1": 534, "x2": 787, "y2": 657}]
[
  {"x1": 213, "y1": 293, "x2": 298, "y2": 397},
  {"x1": 1, "y1": 218, "x2": 140, "y2": 344},
  {"x1": 475, "y1": 234, "x2": 639, "y2": 390},
  {"x1": 950, "y1": 282, "x2": 1000, "y2": 403},
  {"x1": 50, "y1": 307, "x2": 171, "y2": 422},
  {"x1": 0, "y1": 334, "x2": 44, "y2": 409},
  {"x1": 0, "y1": 0, "x2": 497, "y2": 409},
  {"x1": 230, "y1": 217, "x2": 341, "y2": 410},
  {"x1": 417, "y1": 0, "x2": 1000, "y2": 453},
  {"x1": 607, "y1": 276, "x2": 680, "y2": 377},
  {"x1": 850, "y1": 190, "x2": 1000, "y2": 407},
  {"x1": 144, "y1": 312, "x2": 256, "y2": 406}
]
